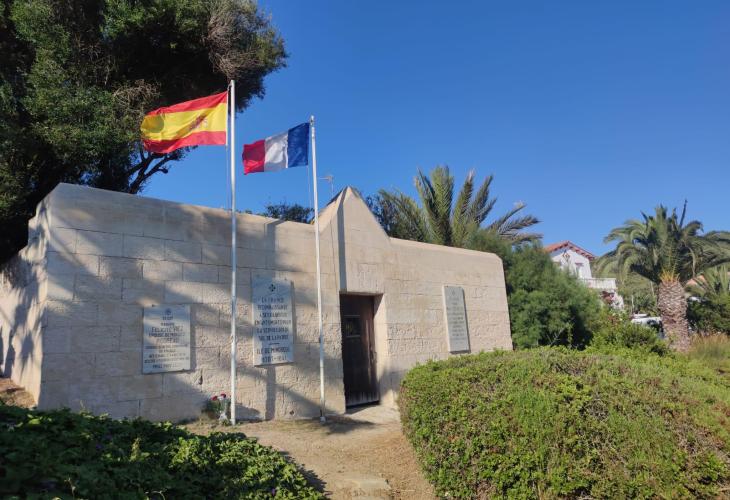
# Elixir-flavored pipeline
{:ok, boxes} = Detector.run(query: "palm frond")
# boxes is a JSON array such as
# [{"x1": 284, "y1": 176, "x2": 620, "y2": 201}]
[
  {"x1": 485, "y1": 202, "x2": 539, "y2": 233},
  {"x1": 467, "y1": 174, "x2": 494, "y2": 225},
  {"x1": 414, "y1": 168, "x2": 451, "y2": 245},
  {"x1": 600, "y1": 203, "x2": 730, "y2": 285},
  {"x1": 377, "y1": 189, "x2": 430, "y2": 242},
  {"x1": 687, "y1": 265, "x2": 730, "y2": 299},
  {"x1": 380, "y1": 168, "x2": 541, "y2": 249},
  {"x1": 451, "y1": 170, "x2": 474, "y2": 247}
]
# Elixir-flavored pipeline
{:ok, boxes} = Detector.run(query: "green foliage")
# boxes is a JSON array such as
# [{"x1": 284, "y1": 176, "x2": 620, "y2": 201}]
[
  {"x1": 589, "y1": 309, "x2": 669, "y2": 355},
  {"x1": 0, "y1": 0, "x2": 286, "y2": 262},
  {"x1": 0, "y1": 404, "x2": 323, "y2": 499},
  {"x1": 459, "y1": 235, "x2": 602, "y2": 349},
  {"x1": 399, "y1": 349, "x2": 730, "y2": 499},
  {"x1": 686, "y1": 265, "x2": 730, "y2": 334},
  {"x1": 687, "y1": 265, "x2": 730, "y2": 300},
  {"x1": 595, "y1": 258, "x2": 658, "y2": 314},
  {"x1": 688, "y1": 295, "x2": 730, "y2": 335},
  {"x1": 503, "y1": 245, "x2": 601, "y2": 349},
  {"x1": 685, "y1": 335, "x2": 730, "y2": 382},
  {"x1": 365, "y1": 193, "x2": 400, "y2": 236},
  {"x1": 598, "y1": 203, "x2": 730, "y2": 285},
  {"x1": 374, "y1": 166, "x2": 541, "y2": 246},
  {"x1": 259, "y1": 202, "x2": 313, "y2": 223},
  {"x1": 687, "y1": 265, "x2": 730, "y2": 335},
  {"x1": 598, "y1": 203, "x2": 730, "y2": 350}
]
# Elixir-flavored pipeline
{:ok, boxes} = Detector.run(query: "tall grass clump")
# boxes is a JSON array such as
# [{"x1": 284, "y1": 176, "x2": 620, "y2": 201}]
[
  {"x1": 399, "y1": 349, "x2": 730, "y2": 499},
  {"x1": 686, "y1": 334, "x2": 730, "y2": 382}
]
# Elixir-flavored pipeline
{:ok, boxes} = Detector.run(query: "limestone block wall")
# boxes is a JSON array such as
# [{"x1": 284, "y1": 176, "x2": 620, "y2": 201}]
[
  {"x1": 379, "y1": 239, "x2": 512, "y2": 404},
  {"x1": 318, "y1": 188, "x2": 512, "y2": 406},
  {"x1": 0, "y1": 199, "x2": 51, "y2": 400},
  {"x1": 2, "y1": 183, "x2": 512, "y2": 422},
  {"x1": 23, "y1": 183, "x2": 344, "y2": 420}
]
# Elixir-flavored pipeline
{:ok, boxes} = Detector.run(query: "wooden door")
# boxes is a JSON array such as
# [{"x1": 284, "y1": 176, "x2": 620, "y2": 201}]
[{"x1": 340, "y1": 295, "x2": 379, "y2": 406}]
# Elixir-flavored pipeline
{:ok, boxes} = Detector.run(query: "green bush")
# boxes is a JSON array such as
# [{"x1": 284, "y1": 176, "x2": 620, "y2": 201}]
[
  {"x1": 505, "y1": 246, "x2": 601, "y2": 349},
  {"x1": 688, "y1": 295, "x2": 730, "y2": 335},
  {"x1": 465, "y1": 237, "x2": 603, "y2": 349},
  {"x1": 589, "y1": 309, "x2": 669, "y2": 355},
  {"x1": 0, "y1": 405, "x2": 323, "y2": 499},
  {"x1": 399, "y1": 349, "x2": 730, "y2": 499}
]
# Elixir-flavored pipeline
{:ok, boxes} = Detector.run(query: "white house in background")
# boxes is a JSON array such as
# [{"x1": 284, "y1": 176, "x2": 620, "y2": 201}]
[{"x1": 544, "y1": 241, "x2": 624, "y2": 308}]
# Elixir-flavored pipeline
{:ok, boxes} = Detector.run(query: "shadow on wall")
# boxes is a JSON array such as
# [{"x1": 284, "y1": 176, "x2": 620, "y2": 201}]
[
  {"x1": 2, "y1": 188, "x2": 349, "y2": 423},
  {"x1": 1, "y1": 244, "x2": 40, "y2": 392}
]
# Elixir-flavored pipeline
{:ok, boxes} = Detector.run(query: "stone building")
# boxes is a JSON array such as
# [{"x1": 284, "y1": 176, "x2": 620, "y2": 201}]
[{"x1": 0, "y1": 183, "x2": 512, "y2": 421}]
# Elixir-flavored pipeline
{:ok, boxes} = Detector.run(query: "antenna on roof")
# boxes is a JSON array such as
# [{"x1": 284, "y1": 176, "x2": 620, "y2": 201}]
[{"x1": 320, "y1": 174, "x2": 334, "y2": 197}]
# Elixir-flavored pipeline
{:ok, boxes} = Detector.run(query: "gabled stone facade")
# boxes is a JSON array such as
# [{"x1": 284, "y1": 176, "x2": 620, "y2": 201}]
[{"x1": 1, "y1": 183, "x2": 512, "y2": 421}]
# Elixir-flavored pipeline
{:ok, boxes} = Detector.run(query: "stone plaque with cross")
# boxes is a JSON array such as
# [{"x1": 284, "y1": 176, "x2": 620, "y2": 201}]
[
  {"x1": 142, "y1": 305, "x2": 191, "y2": 373},
  {"x1": 442, "y1": 285, "x2": 470, "y2": 353},
  {"x1": 252, "y1": 277, "x2": 294, "y2": 366}
]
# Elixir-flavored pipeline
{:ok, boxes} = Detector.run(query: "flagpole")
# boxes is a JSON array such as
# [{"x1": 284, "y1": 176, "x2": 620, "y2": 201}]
[
  {"x1": 310, "y1": 115, "x2": 326, "y2": 423},
  {"x1": 229, "y1": 80, "x2": 237, "y2": 425}
]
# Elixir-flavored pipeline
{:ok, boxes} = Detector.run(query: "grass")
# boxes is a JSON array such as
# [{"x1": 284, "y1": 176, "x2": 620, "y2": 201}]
[
  {"x1": 399, "y1": 347, "x2": 730, "y2": 499},
  {"x1": 686, "y1": 334, "x2": 730, "y2": 382},
  {"x1": 0, "y1": 403, "x2": 324, "y2": 499}
]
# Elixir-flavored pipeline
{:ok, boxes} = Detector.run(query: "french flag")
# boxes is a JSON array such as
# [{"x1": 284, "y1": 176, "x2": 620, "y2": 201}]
[{"x1": 243, "y1": 122, "x2": 309, "y2": 174}]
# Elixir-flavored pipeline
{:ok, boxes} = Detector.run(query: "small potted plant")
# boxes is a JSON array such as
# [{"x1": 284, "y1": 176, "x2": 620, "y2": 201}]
[{"x1": 205, "y1": 393, "x2": 230, "y2": 424}]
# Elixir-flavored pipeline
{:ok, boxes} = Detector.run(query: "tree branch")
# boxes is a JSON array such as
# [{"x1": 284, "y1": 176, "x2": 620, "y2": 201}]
[{"x1": 128, "y1": 155, "x2": 176, "y2": 194}]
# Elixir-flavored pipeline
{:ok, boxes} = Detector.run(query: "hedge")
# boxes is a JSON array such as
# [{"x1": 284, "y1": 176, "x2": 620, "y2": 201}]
[
  {"x1": 399, "y1": 348, "x2": 730, "y2": 498},
  {"x1": 0, "y1": 404, "x2": 323, "y2": 499}
]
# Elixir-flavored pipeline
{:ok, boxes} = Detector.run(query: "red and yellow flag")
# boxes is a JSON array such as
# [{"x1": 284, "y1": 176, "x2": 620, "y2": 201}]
[{"x1": 140, "y1": 91, "x2": 228, "y2": 154}]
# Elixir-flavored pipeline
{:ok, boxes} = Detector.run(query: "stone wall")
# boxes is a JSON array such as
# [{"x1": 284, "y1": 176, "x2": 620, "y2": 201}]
[
  {"x1": 0, "y1": 198, "x2": 51, "y2": 401},
  {"x1": 318, "y1": 188, "x2": 512, "y2": 405},
  {"x1": 0, "y1": 183, "x2": 512, "y2": 421}
]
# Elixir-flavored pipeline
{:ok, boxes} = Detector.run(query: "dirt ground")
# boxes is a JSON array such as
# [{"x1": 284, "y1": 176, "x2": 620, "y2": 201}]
[
  {"x1": 187, "y1": 405, "x2": 435, "y2": 499},
  {"x1": 0, "y1": 378, "x2": 433, "y2": 499},
  {"x1": 0, "y1": 377, "x2": 35, "y2": 408}
]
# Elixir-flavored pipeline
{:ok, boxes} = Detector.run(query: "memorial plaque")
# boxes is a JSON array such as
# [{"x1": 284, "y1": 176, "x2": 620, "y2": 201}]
[
  {"x1": 143, "y1": 305, "x2": 191, "y2": 373},
  {"x1": 252, "y1": 277, "x2": 294, "y2": 366},
  {"x1": 442, "y1": 285, "x2": 470, "y2": 352}
]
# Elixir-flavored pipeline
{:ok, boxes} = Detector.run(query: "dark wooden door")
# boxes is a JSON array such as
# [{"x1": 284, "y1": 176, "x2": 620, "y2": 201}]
[{"x1": 340, "y1": 295, "x2": 379, "y2": 406}]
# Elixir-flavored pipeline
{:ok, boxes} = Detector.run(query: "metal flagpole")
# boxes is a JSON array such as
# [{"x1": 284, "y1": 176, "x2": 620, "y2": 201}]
[
  {"x1": 310, "y1": 115, "x2": 326, "y2": 422},
  {"x1": 229, "y1": 80, "x2": 237, "y2": 425}
]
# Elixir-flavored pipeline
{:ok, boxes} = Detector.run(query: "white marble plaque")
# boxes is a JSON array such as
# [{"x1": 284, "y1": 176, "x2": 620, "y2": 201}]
[
  {"x1": 143, "y1": 305, "x2": 191, "y2": 373},
  {"x1": 252, "y1": 277, "x2": 294, "y2": 366},
  {"x1": 443, "y1": 286, "x2": 470, "y2": 352}
]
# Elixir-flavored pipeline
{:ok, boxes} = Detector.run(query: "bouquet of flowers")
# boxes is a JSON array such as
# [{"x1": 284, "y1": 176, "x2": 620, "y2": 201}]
[{"x1": 206, "y1": 393, "x2": 230, "y2": 424}]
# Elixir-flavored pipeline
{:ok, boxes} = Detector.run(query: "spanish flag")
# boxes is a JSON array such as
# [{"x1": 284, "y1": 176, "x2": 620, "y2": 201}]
[{"x1": 140, "y1": 91, "x2": 228, "y2": 154}]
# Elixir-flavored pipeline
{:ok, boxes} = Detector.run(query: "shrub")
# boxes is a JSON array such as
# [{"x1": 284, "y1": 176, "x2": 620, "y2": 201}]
[
  {"x1": 505, "y1": 246, "x2": 601, "y2": 349},
  {"x1": 465, "y1": 237, "x2": 602, "y2": 349},
  {"x1": 399, "y1": 349, "x2": 730, "y2": 499},
  {"x1": 0, "y1": 405, "x2": 323, "y2": 499},
  {"x1": 589, "y1": 309, "x2": 669, "y2": 355},
  {"x1": 688, "y1": 295, "x2": 730, "y2": 335}
]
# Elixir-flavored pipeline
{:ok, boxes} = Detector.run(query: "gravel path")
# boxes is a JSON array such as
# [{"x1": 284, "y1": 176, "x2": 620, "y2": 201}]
[
  {"x1": 187, "y1": 405, "x2": 434, "y2": 499},
  {"x1": 1, "y1": 379, "x2": 431, "y2": 499}
]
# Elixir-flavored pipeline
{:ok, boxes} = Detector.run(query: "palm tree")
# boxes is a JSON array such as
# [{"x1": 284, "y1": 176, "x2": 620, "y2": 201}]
[
  {"x1": 687, "y1": 265, "x2": 730, "y2": 300},
  {"x1": 377, "y1": 166, "x2": 541, "y2": 247},
  {"x1": 598, "y1": 203, "x2": 730, "y2": 351}
]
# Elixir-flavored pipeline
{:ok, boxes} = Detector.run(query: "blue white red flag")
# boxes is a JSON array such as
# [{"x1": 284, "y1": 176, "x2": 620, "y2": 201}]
[{"x1": 242, "y1": 122, "x2": 309, "y2": 174}]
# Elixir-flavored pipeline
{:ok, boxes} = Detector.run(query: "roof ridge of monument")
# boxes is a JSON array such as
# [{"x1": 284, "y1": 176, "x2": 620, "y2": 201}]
[
  {"x1": 390, "y1": 236, "x2": 503, "y2": 260},
  {"x1": 47, "y1": 182, "x2": 319, "y2": 227}
]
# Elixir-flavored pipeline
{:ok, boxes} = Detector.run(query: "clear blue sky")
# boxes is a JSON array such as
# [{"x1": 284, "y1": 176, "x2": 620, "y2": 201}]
[{"x1": 145, "y1": 1, "x2": 730, "y2": 255}]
